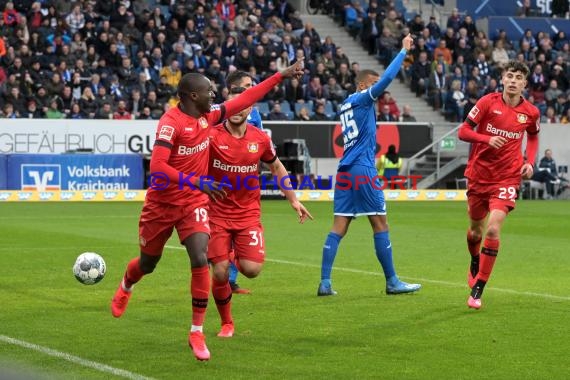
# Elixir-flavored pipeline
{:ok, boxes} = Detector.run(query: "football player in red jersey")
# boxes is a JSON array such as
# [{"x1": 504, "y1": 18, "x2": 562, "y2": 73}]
[
  {"x1": 207, "y1": 87, "x2": 313, "y2": 338},
  {"x1": 110, "y1": 62, "x2": 304, "y2": 361},
  {"x1": 458, "y1": 61, "x2": 539, "y2": 309}
]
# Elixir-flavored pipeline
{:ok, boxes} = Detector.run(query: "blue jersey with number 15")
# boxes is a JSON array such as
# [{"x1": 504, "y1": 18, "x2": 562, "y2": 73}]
[{"x1": 338, "y1": 50, "x2": 407, "y2": 168}]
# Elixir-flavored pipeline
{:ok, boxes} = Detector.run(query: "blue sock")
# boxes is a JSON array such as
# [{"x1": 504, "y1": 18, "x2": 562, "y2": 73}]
[
  {"x1": 229, "y1": 262, "x2": 238, "y2": 284},
  {"x1": 321, "y1": 232, "x2": 342, "y2": 282},
  {"x1": 374, "y1": 231, "x2": 396, "y2": 280}
]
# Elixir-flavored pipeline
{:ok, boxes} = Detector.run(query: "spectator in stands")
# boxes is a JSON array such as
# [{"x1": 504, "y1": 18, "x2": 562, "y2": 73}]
[
  {"x1": 284, "y1": 76, "x2": 305, "y2": 106},
  {"x1": 460, "y1": 15, "x2": 477, "y2": 40},
  {"x1": 160, "y1": 59, "x2": 182, "y2": 88},
  {"x1": 554, "y1": 93, "x2": 569, "y2": 117},
  {"x1": 421, "y1": 27, "x2": 438, "y2": 52},
  {"x1": 263, "y1": 84, "x2": 286, "y2": 109},
  {"x1": 46, "y1": 99, "x2": 64, "y2": 119},
  {"x1": 541, "y1": 106, "x2": 559, "y2": 123},
  {"x1": 1, "y1": 103, "x2": 17, "y2": 118},
  {"x1": 323, "y1": 76, "x2": 345, "y2": 111},
  {"x1": 411, "y1": 51, "x2": 430, "y2": 97},
  {"x1": 378, "y1": 104, "x2": 397, "y2": 122},
  {"x1": 336, "y1": 62, "x2": 355, "y2": 95},
  {"x1": 378, "y1": 26, "x2": 399, "y2": 66},
  {"x1": 306, "y1": 76, "x2": 325, "y2": 104},
  {"x1": 317, "y1": 47, "x2": 336, "y2": 74},
  {"x1": 69, "y1": 103, "x2": 85, "y2": 119},
  {"x1": 545, "y1": 79, "x2": 563, "y2": 108},
  {"x1": 383, "y1": 9, "x2": 402, "y2": 39},
  {"x1": 551, "y1": 0, "x2": 570, "y2": 18},
  {"x1": 95, "y1": 102, "x2": 113, "y2": 120},
  {"x1": 429, "y1": 62, "x2": 447, "y2": 110},
  {"x1": 520, "y1": 29, "x2": 537, "y2": 51},
  {"x1": 334, "y1": 47, "x2": 350, "y2": 70},
  {"x1": 344, "y1": 1, "x2": 363, "y2": 39},
  {"x1": 22, "y1": 100, "x2": 43, "y2": 118},
  {"x1": 446, "y1": 8, "x2": 462, "y2": 33},
  {"x1": 408, "y1": 15, "x2": 424, "y2": 37},
  {"x1": 491, "y1": 40, "x2": 510, "y2": 72},
  {"x1": 529, "y1": 64, "x2": 548, "y2": 114},
  {"x1": 378, "y1": 91, "x2": 400, "y2": 119},
  {"x1": 79, "y1": 87, "x2": 97, "y2": 119},
  {"x1": 433, "y1": 39, "x2": 452, "y2": 66},
  {"x1": 517, "y1": 0, "x2": 535, "y2": 17},
  {"x1": 113, "y1": 100, "x2": 132, "y2": 120},
  {"x1": 362, "y1": 8, "x2": 380, "y2": 56},
  {"x1": 33, "y1": 86, "x2": 50, "y2": 113},
  {"x1": 425, "y1": 16, "x2": 441, "y2": 39},
  {"x1": 463, "y1": 79, "x2": 480, "y2": 119},
  {"x1": 519, "y1": 39, "x2": 536, "y2": 65},
  {"x1": 400, "y1": 104, "x2": 416, "y2": 122},
  {"x1": 533, "y1": 149, "x2": 569, "y2": 199},
  {"x1": 412, "y1": 37, "x2": 431, "y2": 62},
  {"x1": 484, "y1": 77, "x2": 501, "y2": 95},
  {"x1": 310, "y1": 102, "x2": 330, "y2": 121},
  {"x1": 267, "y1": 103, "x2": 288, "y2": 120},
  {"x1": 444, "y1": 79, "x2": 467, "y2": 122},
  {"x1": 442, "y1": 27, "x2": 457, "y2": 53},
  {"x1": 295, "y1": 105, "x2": 311, "y2": 121}
]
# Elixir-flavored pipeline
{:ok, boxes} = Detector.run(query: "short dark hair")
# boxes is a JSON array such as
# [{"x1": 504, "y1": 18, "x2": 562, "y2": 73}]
[
  {"x1": 226, "y1": 71, "x2": 253, "y2": 88},
  {"x1": 355, "y1": 69, "x2": 379, "y2": 85},
  {"x1": 504, "y1": 61, "x2": 530, "y2": 78}
]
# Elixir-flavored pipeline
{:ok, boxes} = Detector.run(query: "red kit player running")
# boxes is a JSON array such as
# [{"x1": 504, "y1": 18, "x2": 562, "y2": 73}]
[
  {"x1": 207, "y1": 88, "x2": 313, "y2": 338},
  {"x1": 110, "y1": 62, "x2": 304, "y2": 361},
  {"x1": 458, "y1": 61, "x2": 539, "y2": 309}
]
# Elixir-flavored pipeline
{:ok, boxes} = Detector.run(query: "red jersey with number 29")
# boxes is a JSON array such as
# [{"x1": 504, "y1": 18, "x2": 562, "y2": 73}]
[
  {"x1": 146, "y1": 104, "x2": 226, "y2": 206},
  {"x1": 208, "y1": 123, "x2": 276, "y2": 225},
  {"x1": 464, "y1": 92, "x2": 540, "y2": 184}
]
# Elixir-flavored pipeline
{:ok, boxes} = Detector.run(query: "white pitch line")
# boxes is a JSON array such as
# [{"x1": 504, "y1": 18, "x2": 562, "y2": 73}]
[
  {"x1": 0, "y1": 335, "x2": 156, "y2": 380},
  {"x1": 165, "y1": 245, "x2": 570, "y2": 301}
]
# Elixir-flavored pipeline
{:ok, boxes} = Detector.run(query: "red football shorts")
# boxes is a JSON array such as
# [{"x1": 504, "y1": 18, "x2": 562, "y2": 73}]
[
  {"x1": 208, "y1": 220, "x2": 265, "y2": 265},
  {"x1": 138, "y1": 201, "x2": 210, "y2": 255},
  {"x1": 467, "y1": 182, "x2": 519, "y2": 221}
]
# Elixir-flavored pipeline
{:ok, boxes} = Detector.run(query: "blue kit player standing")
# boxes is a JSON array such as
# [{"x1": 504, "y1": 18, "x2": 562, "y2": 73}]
[
  {"x1": 225, "y1": 70, "x2": 264, "y2": 294},
  {"x1": 317, "y1": 34, "x2": 422, "y2": 296}
]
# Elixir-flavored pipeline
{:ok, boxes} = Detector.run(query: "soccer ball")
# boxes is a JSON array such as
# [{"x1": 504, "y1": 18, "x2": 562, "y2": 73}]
[{"x1": 73, "y1": 252, "x2": 106, "y2": 285}]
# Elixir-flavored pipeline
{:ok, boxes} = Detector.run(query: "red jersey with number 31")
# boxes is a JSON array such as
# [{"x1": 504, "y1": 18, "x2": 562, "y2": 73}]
[
  {"x1": 464, "y1": 92, "x2": 540, "y2": 184},
  {"x1": 208, "y1": 123, "x2": 277, "y2": 225}
]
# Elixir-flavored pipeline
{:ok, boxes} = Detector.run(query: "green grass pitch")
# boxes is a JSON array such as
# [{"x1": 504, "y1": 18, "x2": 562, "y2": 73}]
[{"x1": 0, "y1": 201, "x2": 569, "y2": 380}]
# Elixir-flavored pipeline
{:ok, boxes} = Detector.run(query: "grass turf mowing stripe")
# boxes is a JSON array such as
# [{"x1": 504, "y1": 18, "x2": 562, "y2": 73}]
[
  {"x1": 165, "y1": 245, "x2": 570, "y2": 302},
  {"x1": 0, "y1": 335, "x2": 157, "y2": 380}
]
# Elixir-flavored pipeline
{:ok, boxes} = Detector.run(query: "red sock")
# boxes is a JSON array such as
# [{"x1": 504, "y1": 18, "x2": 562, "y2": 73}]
[
  {"x1": 478, "y1": 238, "x2": 499, "y2": 282},
  {"x1": 191, "y1": 266, "x2": 210, "y2": 327},
  {"x1": 124, "y1": 257, "x2": 144, "y2": 288},
  {"x1": 212, "y1": 279, "x2": 233, "y2": 325},
  {"x1": 466, "y1": 229, "x2": 482, "y2": 258}
]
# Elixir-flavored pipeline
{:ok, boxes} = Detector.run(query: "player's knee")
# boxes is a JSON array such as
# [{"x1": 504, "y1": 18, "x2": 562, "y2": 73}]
[
  {"x1": 485, "y1": 224, "x2": 501, "y2": 240},
  {"x1": 469, "y1": 228, "x2": 483, "y2": 241},
  {"x1": 139, "y1": 255, "x2": 160, "y2": 274},
  {"x1": 239, "y1": 262, "x2": 262, "y2": 278},
  {"x1": 212, "y1": 262, "x2": 230, "y2": 282}
]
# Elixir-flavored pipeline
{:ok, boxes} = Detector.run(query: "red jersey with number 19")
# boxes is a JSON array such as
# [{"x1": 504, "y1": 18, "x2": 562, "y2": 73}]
[
  {"x1": 146, "y1": 104, "x2": 226, "y2": 206},
  {"x1": 464, "y1": 93, "x2": 540, "y2": 184},
  {"x1": 208, "y1": 123, "x2": 276, "y2": 225}
]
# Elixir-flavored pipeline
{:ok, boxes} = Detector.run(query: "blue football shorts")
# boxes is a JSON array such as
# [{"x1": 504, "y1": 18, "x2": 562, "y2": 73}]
[{"x1": 333, "y1": 164, "x2": 387, "y2": 217}]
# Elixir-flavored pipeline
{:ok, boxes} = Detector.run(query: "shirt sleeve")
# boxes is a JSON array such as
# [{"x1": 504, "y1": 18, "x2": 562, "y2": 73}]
[
  {"x1": 260, "y1": 133, "x2": 277, "y2": 163},
  {"x1": 154, "y1": 115, "x2": 178, "y2": 149},
  {"x1": 526, "y1": 108, "x2": 540, "y2": 135}
]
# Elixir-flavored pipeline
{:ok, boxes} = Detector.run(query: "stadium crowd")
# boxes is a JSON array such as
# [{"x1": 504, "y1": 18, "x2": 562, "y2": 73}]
[
  {"x1": 337, "y1": 0, "x2": 570, "y2": 123},
  {"x1": 1, "y1": 0, "x2": 570, "y2": 123},
  {"x1": 0, "y1": 0, "x2": 354, "y2": 121}
]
